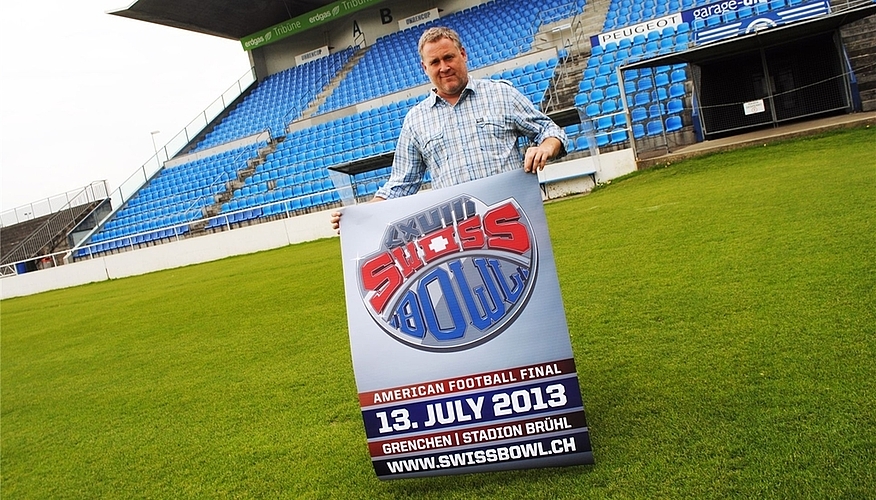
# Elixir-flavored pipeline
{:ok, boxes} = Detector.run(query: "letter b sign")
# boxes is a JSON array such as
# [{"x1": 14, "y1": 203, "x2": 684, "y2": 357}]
[{"x1": 380, "y1": 8, "x2": 392, "y2": 24}]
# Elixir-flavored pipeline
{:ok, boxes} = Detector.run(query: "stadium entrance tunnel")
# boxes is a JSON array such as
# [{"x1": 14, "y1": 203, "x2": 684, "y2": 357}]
[{"x1": 623, "y1": 2, "x2": 876, "y2": 139}]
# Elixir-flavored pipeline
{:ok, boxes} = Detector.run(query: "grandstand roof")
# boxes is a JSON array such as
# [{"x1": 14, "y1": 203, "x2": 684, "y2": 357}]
[{"x1": 109, "y1": 0, "x2": 343, "y2": 40}]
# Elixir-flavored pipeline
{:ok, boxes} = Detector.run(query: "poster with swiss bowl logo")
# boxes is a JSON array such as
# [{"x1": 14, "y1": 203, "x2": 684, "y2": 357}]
[{"x1": 340, "y1": 169, "x2": 593, "y2": 479}]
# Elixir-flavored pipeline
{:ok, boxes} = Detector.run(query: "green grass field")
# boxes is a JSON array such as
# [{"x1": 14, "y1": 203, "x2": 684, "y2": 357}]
[{"x1": 2, "y1": 127, "x2": 874, "y2": 499}]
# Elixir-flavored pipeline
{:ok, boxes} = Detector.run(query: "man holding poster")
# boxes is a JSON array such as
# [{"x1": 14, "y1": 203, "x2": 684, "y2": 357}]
[
  {"x1": 334, "y1": 28, "x2": 592, "y2": 479},
  {"x1": 330, "y1": 26, "x2": 567, "y2": 230}
]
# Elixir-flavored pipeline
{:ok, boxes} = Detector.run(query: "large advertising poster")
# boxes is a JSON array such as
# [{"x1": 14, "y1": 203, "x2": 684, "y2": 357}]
[{"x1": 340, "y1": 169, "x2": 593, "y2": 479}]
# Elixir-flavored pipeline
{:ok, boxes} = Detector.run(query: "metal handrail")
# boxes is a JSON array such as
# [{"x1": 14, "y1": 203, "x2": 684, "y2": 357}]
[
  {"x1": 178, "y1": 141, "x2": 269, "y2": 218},
  {"x1": 63, "y1": 68, "x2": 258, "y2": 262},
  {"x1": 279, "y1": 46, "x2": 360, "y2": 130},
  {"x1": 66, "y1": 186, "x2": 346, "y2": 262},
  {"x1": 1, "y1": 183, "x2": 108, "y2": 265},
  {"x1": 540, "y1": 4, "x2": 590, "y2": 114},
  {"x1": 1, "y1": 181, "x2": 109, "y2": 227}
]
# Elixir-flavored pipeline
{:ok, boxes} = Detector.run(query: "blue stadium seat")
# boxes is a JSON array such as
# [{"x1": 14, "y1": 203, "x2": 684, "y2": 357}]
[
  {"x1": 633, "y1": 123, "x2": 646, "y2": 139},
  {"x1": 610, "y1": 130, "x2": 628, "y2": 144},
  {"x1": 649, "y1": 103, "x2": 666, "y2": 118},
  {"x1": 666, "y1": 116, "x2": 684, "y2": 132},
  {"x1": 646, "y1": 120, "x2": 664, "y2": 136},
  {"x1": 634, "y1": 92, "x2": 651, "y2": 107},
  {"x1": 655, "y1": 72, "x2": 670, "y2": 87},
  {"x1": 614, "y1": 113, "x2": 628, "y2": 128},
  {"x1": 637, "y1": 77, "x2": 653, "y2": 91},
  {"x1": 631, "y1": 107, "x2": 648, "y2": 123},
  {"x1": 605, "y1": 85, "x2": 621, "y2": 99},
  {"x1": 652, "y1": 87, "x2": 668, "y2": 101},
  {"x1": 667, "y1": 99, "x2": 684, "y2": 115}
]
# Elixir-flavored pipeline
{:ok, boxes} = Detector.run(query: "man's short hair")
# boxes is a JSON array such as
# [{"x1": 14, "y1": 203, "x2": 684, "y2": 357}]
[{"x1": 418, "y1": 27, "x2": 464, "y2": 59}]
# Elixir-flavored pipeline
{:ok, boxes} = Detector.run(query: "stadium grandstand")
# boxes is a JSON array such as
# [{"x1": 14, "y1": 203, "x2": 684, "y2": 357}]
[{"x1": 2, "y1": 0, "x2": 874, "y2": 296}]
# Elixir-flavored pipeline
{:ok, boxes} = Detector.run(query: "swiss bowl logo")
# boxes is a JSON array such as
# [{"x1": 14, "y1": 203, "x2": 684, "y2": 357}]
[{"x1": 357, "y1": 195, "x2": 537, "y2": 351}]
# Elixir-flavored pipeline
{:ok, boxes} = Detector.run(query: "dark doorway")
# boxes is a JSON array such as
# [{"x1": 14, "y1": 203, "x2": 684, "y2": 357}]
[{"x1": 696, "y1": 31, "x2": 850, "y2": 138}]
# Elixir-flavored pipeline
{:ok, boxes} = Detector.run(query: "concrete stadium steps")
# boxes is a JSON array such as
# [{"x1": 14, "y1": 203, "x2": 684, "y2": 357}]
[
  {"x1": 300, "y1": 46, "x2": 372, "y2": 120},
  {"x1": 542, "y1": 0, "x2": 614, "y2": 114}
]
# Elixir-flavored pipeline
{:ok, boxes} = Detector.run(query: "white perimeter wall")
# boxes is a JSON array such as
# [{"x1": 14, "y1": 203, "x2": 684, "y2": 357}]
[
  {"x1": 1, "y1": 150, "x2": 635, "y2": 300},
  {"x1": 1, "y1": 210, "x2": 336, "y2": 300}
]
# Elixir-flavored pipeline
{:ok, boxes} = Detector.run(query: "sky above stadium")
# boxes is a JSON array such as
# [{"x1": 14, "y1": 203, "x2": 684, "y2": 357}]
[{"x1": 0, "y1": 0, "x2": 251, "y2": 213}]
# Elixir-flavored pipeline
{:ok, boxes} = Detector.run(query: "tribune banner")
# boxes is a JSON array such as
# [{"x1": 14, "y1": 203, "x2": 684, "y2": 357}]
[{"x1": 340, "y1": 169, "x2": 594, "y2": 479}]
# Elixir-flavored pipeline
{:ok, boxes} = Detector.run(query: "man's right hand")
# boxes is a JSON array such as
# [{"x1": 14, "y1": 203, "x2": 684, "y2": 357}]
[
  {"x1": 330, "y1": 196, "x2": 385, "y2": 234},
  {"x1": 330, "y1": 211, "x2": 342, "y2": 233}
]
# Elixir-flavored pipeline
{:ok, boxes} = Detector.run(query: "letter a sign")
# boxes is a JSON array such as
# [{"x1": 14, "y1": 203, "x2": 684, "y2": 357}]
[{"x1": 340, "y1": 169, "x2": 594, "y2": 479}]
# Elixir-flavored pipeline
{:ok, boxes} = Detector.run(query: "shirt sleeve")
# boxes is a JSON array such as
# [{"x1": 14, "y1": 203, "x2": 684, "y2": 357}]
[
  {"x1": 504, "y1": 83, "x2": 568, "y2": 158},
  {"x1": 374, "y1": 115, "x2": 426, "y2": 200}
]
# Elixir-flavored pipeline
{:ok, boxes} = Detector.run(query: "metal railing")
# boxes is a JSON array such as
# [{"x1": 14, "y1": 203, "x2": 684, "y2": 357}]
[
  {"x1": 1, "y1": 182, "x2": 110, "y2": 265},
  {"x1": 1, "y1": 181, "x2": 109, "y2": 228},
  {"x1": 539, "y1": 3, "x2": 590, "y2": 114},
  {"x1": 59, "y1": 69, "x2": 259, "y2": 263},
  {"x1": 280, "y1": 47, "x2": 358, "y2": 131},
  {"x1": 68, "y1": 186, "x2": 346, "y2": 262}
]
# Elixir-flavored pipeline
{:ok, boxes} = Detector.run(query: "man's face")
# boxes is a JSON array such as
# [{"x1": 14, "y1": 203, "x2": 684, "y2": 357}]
[{"x1": 420, "y1": 37, "x2": 469, "y2": 101}]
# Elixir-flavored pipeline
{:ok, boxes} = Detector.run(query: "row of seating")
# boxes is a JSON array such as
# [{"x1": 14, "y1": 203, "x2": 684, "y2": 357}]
[
  {"x1": 93, "y1": 144, "x2": 265, "y2": 243},
  {"x1": 694, "y1": 0, "x2": 812, "y2": 31},
  {"x1": 574, "y1": 0, "x2": 790, "y2": 150},
  {"x1": 193, "y1": 48, "x2": 356, "y2": 151},
  {"x1": 320, "y1": 0, "x2": 579, "y2": 114}
]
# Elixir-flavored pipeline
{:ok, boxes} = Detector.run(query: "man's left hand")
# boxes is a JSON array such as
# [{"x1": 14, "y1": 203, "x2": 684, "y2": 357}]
[{"x1": 524, "y1": 137, "x2": 563, "y2": 173}]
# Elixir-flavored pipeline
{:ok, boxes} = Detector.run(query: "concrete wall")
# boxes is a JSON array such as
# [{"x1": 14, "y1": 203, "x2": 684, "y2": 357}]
[
  {"x1": 1, "y1": 209, "x2": 337, "y2": 300},
  {"x1": 538, "y1": 148, "x2": 637, "y2": 198}
]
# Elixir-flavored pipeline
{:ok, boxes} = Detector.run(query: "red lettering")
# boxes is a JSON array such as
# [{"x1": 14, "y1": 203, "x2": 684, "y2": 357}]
[
  {"x1": 390, "y1": 241, "x2": 424, "y2": 278},
  {"x1": 361, "y1": 252, "x2": 402, "y2": 314},
  {"x1": 457, "y1": 215, "x2": 485, "y2": 250},
  {"x1": 484, "y1": 202, "x2": 530, "y2": 254}
]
